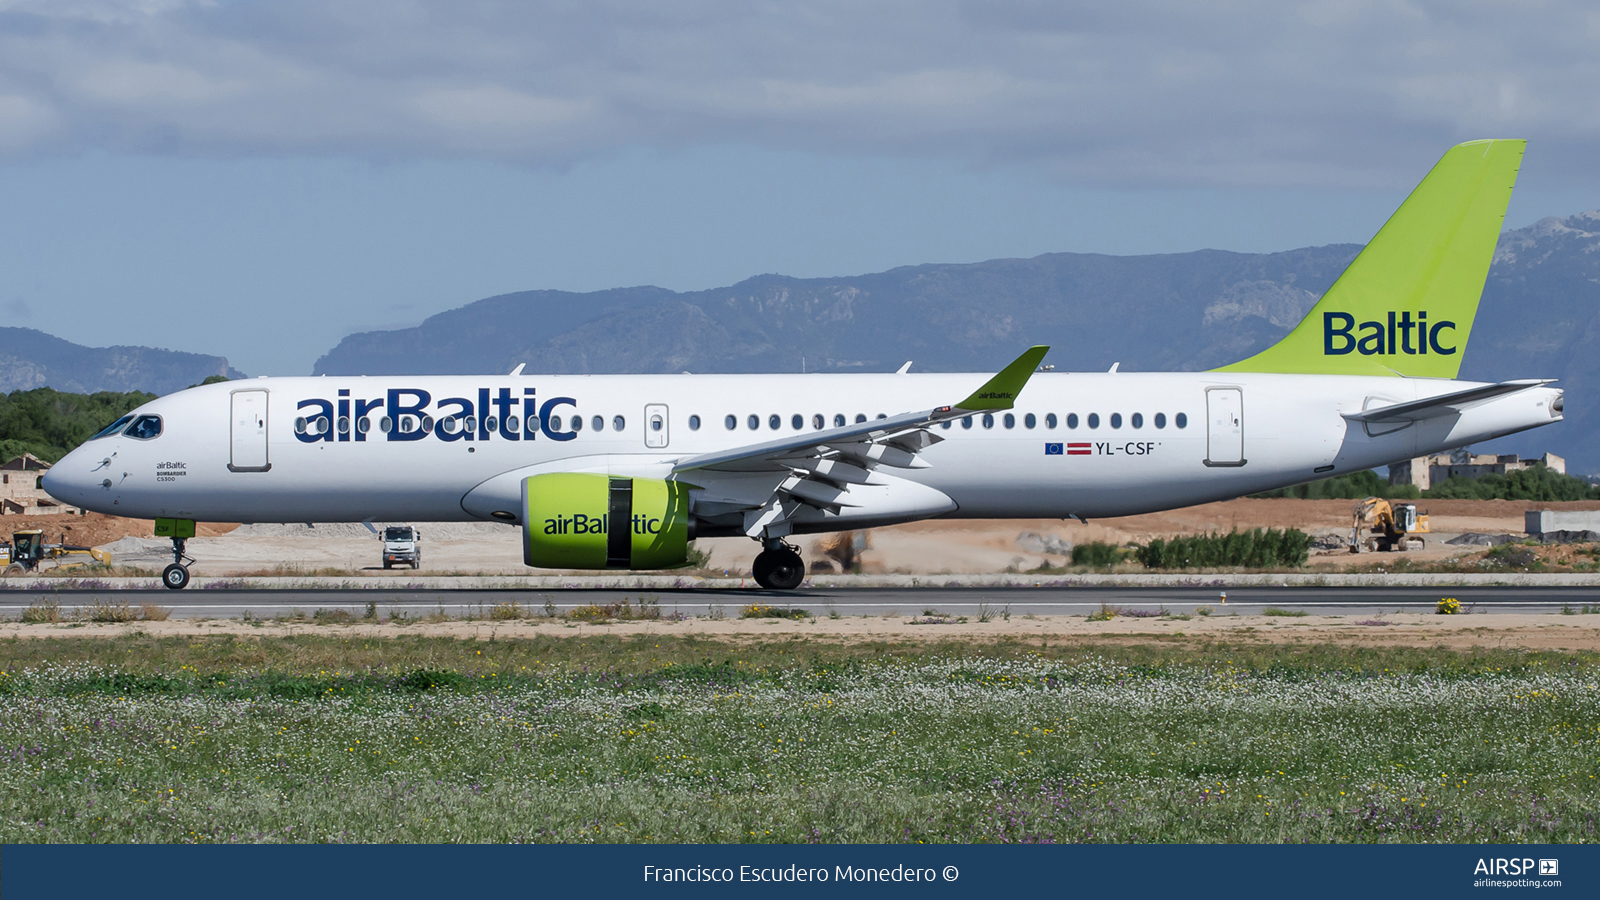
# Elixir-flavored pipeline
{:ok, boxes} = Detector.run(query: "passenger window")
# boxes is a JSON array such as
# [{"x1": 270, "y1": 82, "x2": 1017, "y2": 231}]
[
  {"x1": 1066, "y1": 413, "x2": 1078, "y2": 429},
  {"x1": 464, "y1": 416, "x2": 477, "y2": 433},
  {"x1": 421, "y1": 416, "x2": 434, "y2": 434},
  {"x1": 1024, "y1": 413, "x2": 1036, "y2": 429},
  {"x1": 940, "y1": 420, "x2": 952, "y2": 429},
  {"x1": 725, "y1": 415, "x2": 737, "y2": 430},
  {"x1": 747, "y1": 414, "x2": 759, "y2": 430},
  {"x1": 1131, "y1": 413, "x2": 1143, "y2": 428},
  {"x1": 812, "y1": 414, "x2": 823, "y2": 429},
  {"x1": 687, "y1": 415, "x2": 700, "y2": 431},
  {"x1": 791, "y1": 414, "x2": 803, "y2": 430},
  {"x1": 547, "y1": 416, "x2": 562, "y2": 433},
  {"x1": 876, "y1": 413, "x2": 887, "y2": 419},
  {"x1": 506, "y1": 416, "x2": 519, "y2": 433},
  {"x1": 1176, "y1": 412, "x2": 1188, "y2": 428},
  {"x1": 982, "y1": 414, "x2": 994, "y2": 429},
  {"x1": 855, "y1": 414, "x2": 867, "y2": 423},
  {"x1": 1154, "y1": 413, "x2": 1167, "y2": 429},
  {"x1": 440, "y1": 417, "x2": 458, "y2": 434},
  {"x1": 1087, "y1": 413, "x2": 1100, "y2": 429},
  {"x1": 358, "y1": 417, "x2": 371, "y2": 434},
  {"x1": 482, "y1": 416, "x2": 496, "y2": 433},
  {"x1": 294, "y1": 417, "x2": 308, "y2": 435},
  {"x1": 1110, "y1": 413, "x2": 1122, "y2": 429},
  {"x1": 570, "y1": 415, "x2": 582, "y2": 432},
  {"x1": 768, "y1": 414, "x2": 780, "y2": 430},
  {"x1": 399, "y1": 416, "x2": 415, "y2": 434},
  {"x1": 125, "y1": 415, "x2": 163, "y2": 440},
  {"x1": 650, "y1": 414, "x2": 663, "y2": 432},
  {"x1": 1045, "y1": 413, "x2": 1057, "y2": 429},
  {"x1": 833, "y1": 414, "x2": 845, "y2": 427},
  {"x1": 591, "y1": 415, "x2": 603, "y2": 432},
  {"x1": 1004, "y1": 413, "x2": 1016, "y2": 429},
  {"x1": 961, "y1": 416, "x2": 973, "y2": 429},
  {"x1": 92, "y1": 415, "x2": 134, "y2": 440}
]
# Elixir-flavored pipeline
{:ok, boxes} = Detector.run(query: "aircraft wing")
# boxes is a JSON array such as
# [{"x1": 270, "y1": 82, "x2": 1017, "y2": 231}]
[
  {"x1": 1345, "y1": 379, "x2": 1555, "y2": 423},
  {"x1": 672, "y1": 346, "x2": 1048, "y2": 536}
]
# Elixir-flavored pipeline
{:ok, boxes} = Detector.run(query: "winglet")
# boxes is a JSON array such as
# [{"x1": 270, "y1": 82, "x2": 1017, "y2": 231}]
[{"x1": 955, "y1": 346, "x2": 1049, "y2": 411}]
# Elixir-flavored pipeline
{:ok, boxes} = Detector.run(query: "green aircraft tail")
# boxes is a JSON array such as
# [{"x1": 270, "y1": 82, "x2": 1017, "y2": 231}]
[{"x1": 1216, "y1": 139, "x2": 1525, "y2": 379}]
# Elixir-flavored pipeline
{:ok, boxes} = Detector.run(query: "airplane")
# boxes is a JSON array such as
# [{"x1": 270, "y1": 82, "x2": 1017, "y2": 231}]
[{"x1": 42, "y1": 139, "x2": 1563, "y2": 590}]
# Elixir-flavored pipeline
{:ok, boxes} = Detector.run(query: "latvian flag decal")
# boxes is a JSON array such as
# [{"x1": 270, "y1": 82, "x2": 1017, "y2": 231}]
[{"x1": 1067, "y1": 442, "x2": 1091, "y2": 455}]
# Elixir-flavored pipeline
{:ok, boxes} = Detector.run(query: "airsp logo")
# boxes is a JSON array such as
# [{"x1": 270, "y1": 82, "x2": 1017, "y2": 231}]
[{"x1": 1324, "y1": 311, "x2": 1456, "y2": 357}]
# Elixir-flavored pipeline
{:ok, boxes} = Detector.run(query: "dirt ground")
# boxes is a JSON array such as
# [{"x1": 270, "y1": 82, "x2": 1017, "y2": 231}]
[
  {"x1": 0, "y1": 513, "x2": 236, "y2": 548},
  {"x1": 16, "y1": 498, "x2": 1597, "y2": 576},
  {"x1": 8, "y1": 612, "x2": 1600, "y2": 651}
]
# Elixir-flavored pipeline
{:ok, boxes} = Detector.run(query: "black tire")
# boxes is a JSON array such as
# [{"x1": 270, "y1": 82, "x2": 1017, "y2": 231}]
[
  {"x1": 162, "y1": 564, "x2": 191, "y2": 590},
  {"x1": 4, "y1": 564, "x2": 23, "y2": 576},
  {"x1": 752, "y1": 548, "x2": 805, "y2": 590},
  {"x1": 412, "y1": 560, "x2": 420, "y2": 569},
  {"x1": 382, "y1": 561, "x2": 391, "y2": 570}
]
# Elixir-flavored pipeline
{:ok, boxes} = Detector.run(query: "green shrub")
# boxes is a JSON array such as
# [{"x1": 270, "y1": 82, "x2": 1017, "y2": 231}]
[
  {"x1": 1071, "y1": 542, "x2": 1128, "y2": 567},
  {"x1": 1425, "y1": 465, "x2": 1599, "y2": 501},
  {"x1": 1252, "y1": 469, "x2": 1418, "y2": 500},
  {"x1": 1136, "y1": 528, "x2": 1311, "y2": 569}
]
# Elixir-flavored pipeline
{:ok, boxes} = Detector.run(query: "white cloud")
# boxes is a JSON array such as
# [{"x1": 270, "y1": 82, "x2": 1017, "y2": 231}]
[{"x1": 0, "y1": 0, "x2": 1596, "y2": 186}]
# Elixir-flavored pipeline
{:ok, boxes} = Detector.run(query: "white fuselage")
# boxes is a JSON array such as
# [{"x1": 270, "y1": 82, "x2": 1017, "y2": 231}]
[{"x1": 42, "y1": 371, "x2": 1562, "y2": 529}]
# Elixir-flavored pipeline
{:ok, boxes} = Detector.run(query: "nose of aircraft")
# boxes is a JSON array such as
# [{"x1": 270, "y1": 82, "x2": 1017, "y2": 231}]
[{"x1": 41, "y1": 446, "x2": 109, "y2": 508}]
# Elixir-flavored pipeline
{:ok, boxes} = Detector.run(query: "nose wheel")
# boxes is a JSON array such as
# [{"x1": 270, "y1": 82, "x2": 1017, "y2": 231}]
[
  {"x1": 752, "y1": 539, "x2": 805, "y2": 590},
  {"x1": 162, "y1": 536, "x2": 194, "y2": 590}
]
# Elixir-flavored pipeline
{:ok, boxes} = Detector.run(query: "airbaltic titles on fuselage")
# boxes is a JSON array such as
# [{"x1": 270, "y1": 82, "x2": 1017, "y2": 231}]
[{"x1": 294, "y1": 387, "x2": 577, "y2": 444}]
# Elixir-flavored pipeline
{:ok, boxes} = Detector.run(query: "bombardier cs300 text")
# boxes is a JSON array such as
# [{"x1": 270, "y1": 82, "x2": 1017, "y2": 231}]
[{"x1": 44, "y1": 140, "x2": 1565, "y2": 590}]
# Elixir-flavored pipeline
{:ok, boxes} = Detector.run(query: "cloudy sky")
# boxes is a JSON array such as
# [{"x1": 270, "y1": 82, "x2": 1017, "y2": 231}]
[{"x1": 1, "y1": 0, "x2": 1597, "y2": 374}]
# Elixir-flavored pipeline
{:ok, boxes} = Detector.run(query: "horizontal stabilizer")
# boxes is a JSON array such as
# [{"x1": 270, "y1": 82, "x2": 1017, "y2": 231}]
[{"x1": 1345, "y1": 379, "x2": 1554, "y2": 423}]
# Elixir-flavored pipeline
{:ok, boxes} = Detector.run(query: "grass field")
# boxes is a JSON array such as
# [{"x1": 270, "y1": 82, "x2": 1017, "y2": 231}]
[{"x1": 0, "y1": 635, "x2": 1596, "y2": 843}]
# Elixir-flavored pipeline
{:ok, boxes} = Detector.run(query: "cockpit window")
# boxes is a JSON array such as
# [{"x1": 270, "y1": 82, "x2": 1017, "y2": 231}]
[
  {"x1": 124, "y1": 415, "x2": 163, "y2": 441},
  {"x1": 91, "y1": 415, "x2": 135, "y2": 440}
]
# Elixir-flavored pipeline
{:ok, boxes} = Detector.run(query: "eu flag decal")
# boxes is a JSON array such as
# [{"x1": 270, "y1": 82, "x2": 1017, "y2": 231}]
[{"x1": 1045, "y1": 443, "x2": 1063, "y2": 455}]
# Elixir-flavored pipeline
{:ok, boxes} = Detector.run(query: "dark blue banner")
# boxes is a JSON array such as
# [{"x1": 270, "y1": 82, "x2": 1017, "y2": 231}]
[{"x1": 3, "y1": 843, "x2": 1593, "y2": 899}]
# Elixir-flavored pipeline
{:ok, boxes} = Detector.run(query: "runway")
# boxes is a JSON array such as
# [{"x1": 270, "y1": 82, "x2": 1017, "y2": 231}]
[{"x1": 3, "y1": 584, "x2": 1598, "y2": 619}]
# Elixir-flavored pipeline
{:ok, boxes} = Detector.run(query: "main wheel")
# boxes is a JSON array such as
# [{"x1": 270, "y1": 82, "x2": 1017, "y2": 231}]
[
  {"x1": 752, "y1": 548, "x2": 805, "y2": 590},
  {"x1": 162, "y1": 563, "x2": 191, "y2": 590}
]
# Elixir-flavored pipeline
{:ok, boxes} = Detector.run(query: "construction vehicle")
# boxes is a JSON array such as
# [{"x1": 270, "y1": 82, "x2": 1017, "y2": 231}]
[
  {"x1": 1349, "y1": 498, "x2": 1430, "y2": 553},
  {"x1": 0, "y1": 529, "x2": 112, "y2": 574}
]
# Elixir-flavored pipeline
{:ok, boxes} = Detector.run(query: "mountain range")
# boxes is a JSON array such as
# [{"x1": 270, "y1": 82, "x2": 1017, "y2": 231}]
[
  {"x1": 311, "y1": 211, "x2": 1600, "y2": 473},
  {"x1": 0, "y1": 328, "x2": 244, "y2": 396},
  {"x1": 15, "y1": 211, "x2": 1600, "y2": 472}
]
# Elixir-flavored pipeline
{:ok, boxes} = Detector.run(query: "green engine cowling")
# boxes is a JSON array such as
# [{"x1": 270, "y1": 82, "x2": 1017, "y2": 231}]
[{"x1": 521, "y1": 473, "x2": 692, "y2": 569}]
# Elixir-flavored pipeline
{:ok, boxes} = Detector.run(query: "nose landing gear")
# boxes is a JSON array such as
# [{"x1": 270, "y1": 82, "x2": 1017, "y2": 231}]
[
  {"x1": 154, "y1": 518, "x2": 197, "y2": 590},
  {"x1": 751, "y1": 538, "x2": 805, "y2": 590},
  {"x1": 162, "y1": 537, "x2": 193, "y2": 590}
]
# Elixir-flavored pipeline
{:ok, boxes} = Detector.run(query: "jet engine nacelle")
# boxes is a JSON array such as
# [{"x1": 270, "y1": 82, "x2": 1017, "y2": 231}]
[{"x1": 521, "y1": 473, "x2": 692, "y2": 569}]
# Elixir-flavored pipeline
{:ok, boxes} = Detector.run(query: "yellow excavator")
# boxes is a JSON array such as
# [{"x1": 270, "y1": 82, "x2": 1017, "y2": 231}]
[
  {"x1": 0, "y1": 529, "x2": 112, "y2": 574},
  {"x1": 1349, "y1": 498, "x2": 1430, "y2": 553}
]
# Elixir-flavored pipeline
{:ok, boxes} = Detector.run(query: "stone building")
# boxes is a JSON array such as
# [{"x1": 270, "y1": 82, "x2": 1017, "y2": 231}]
[
  {"x1": 1387, "y1": 452, "x2": 1566, "y2": 492},
  {"x1": 0, "y1": 454, "x2": 81, "y2": 515}
]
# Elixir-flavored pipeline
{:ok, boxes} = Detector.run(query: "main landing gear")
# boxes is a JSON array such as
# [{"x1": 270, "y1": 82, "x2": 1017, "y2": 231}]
[{"x1": 752, "y1": 538, "x2": 805, "y2": 591}]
